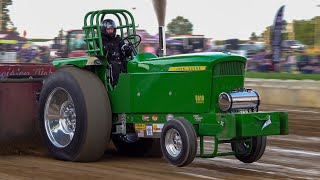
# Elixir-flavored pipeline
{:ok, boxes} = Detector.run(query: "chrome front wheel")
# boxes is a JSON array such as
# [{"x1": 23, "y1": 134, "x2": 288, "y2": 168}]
[
  {"x1": 165, "y1": 129, "x2": 182, "y2": 158},
  {"x1": 160, "y1": 118, "x2": 197, "y2": 167}
]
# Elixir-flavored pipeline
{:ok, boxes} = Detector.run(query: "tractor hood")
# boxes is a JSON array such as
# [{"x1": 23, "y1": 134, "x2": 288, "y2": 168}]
[{"x1": 127, "y1": 52, "x2": 247, "y2": 73}]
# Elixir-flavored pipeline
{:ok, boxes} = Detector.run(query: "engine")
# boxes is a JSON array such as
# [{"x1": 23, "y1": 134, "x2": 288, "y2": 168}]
[{"x1": 218, "y1": 88, "x2": 260, "y2": 113}]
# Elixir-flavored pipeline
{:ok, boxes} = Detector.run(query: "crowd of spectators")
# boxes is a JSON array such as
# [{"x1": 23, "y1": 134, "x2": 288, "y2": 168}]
[
  {"x1": 0, "y1": 44, "x2": 51, "y2": 63},
  {"x1": 246, "y1": 50, "x2": 320, "y2": 74},
  {"x1": 1, "y1": 41, "x2": 320, "y2": 75},
  {"x1": 17, "y1": 46, "x2": 51, "y2": 63}
]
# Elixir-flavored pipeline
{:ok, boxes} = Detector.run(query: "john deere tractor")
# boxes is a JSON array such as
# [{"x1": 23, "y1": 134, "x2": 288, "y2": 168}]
[{"x1": 39, "y1": 9, "x2": 288, "y2": 167}]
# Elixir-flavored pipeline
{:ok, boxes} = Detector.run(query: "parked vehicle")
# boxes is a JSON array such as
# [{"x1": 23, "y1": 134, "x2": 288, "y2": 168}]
[
  {"x1": 51, "y1": 30, "x2": 87, "y2": 58},
  {"x1": 282, "y1": 40, "x2": 307, "y2": 52},
  {"x1": 225, "y1": 39, "x2": 265, "y2": 58},
  {"x1": 171, "y1": 35, "x2": 206, "y2": 53}
]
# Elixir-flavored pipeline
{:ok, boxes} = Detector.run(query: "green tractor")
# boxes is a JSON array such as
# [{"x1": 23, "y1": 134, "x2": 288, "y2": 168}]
[{"x1": 39, "y1": 9, "x2": 288, "y2": 167}]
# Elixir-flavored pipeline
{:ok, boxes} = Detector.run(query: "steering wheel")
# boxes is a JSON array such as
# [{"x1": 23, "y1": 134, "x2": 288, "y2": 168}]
[{"x1": 120, "y1": 34, "x2": 141, "y2": 55}]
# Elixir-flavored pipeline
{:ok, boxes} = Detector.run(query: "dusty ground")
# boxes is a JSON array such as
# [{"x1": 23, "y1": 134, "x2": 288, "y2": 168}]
[{"x1": 0, "y1": 104, "x2": 318, "y2": 180}]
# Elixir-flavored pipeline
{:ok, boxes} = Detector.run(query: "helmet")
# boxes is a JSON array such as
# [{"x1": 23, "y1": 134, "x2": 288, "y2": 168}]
[{"x1": 101, "y1": 19, "x2": 116, "y2": 38}]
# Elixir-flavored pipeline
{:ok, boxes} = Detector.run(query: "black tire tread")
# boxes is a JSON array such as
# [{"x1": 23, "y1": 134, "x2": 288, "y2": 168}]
[
  {"x1": 161, "y1": 118, "x2": 197, "y2": 167},
  {"x1": 40, "y1": 67, "x2": 112, "y2": 162},
  {"x1": 232, "y1": 136, "x2": 267, "y2": 163}
]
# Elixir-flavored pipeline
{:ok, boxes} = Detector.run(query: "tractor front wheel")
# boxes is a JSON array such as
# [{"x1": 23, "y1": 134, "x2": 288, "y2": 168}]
[
  {"x1": 231, "y1": 136, "x2": 267, "y2": 163},
  {"x1": 160, "y1": 118, "x2": 197, "y2": 167}
]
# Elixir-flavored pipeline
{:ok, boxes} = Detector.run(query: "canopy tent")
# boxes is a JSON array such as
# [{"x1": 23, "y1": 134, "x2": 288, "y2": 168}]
[
  {"x1": 151, "y1": 33, "x2": 183, "y2": 46},
  {"x1": 166, "y1": 37, "x2": 183, "y2": 46},
  {"x1": 0, "y1": 31, "x2": 27, "y2": 44},
  {"x1": 135, "y1": 29, "x2": 158, "y2": 44}
]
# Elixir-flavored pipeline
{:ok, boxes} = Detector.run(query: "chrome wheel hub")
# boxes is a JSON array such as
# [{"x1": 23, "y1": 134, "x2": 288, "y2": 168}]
[
  {"x1": 165, "y1": 129, "x2": 182, "y2": 157},
  {"x1": 44, "y1": 88, "x2": 76, "y2": 148}
]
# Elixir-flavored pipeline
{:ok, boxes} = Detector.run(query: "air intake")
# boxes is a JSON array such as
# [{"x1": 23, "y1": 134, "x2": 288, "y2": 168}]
[{"x1": 213, "y1": 61, "x2": 245, "y2": 76}]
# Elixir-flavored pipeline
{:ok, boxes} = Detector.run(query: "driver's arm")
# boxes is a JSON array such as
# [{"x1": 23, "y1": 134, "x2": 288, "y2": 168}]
[
  {"x1": 117, "y1": 35, "x2": 132, "y2": 58},
  {"x1": 119, "y1": 38, "x2": 132, "y2": 58}
]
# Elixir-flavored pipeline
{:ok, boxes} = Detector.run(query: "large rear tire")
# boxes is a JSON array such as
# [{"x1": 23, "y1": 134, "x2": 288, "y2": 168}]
[
  {"x1": 160, "y1": 118, "x2": 197, "y2": 167},
  {"x1": 39, "y1": 67, "x2": 112, "y2": 162},
  {"x1": 112, "y1": 135, "x2": 162, "y2": 157},
  {"x1": 231, "y1": 136, "x2": 267, "y2": 163}
]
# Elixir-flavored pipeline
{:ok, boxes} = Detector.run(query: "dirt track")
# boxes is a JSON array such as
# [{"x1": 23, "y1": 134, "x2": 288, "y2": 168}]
[{"x1": 0, "y1": 105, "x2": 319, "y2": 180}]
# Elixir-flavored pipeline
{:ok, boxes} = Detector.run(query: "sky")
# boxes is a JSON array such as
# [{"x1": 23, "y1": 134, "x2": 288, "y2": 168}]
[{"x1": 8, "y1": 0, "x2": 320, "y2": 40}]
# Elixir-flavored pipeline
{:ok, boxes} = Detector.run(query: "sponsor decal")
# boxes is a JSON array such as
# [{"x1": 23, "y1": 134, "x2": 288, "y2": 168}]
[
  {"x1": 195, "y1": 95, "x2": 205, "y2": 104},
  {"x1": 261, "y1": 115, "x2": 272, "y2": 130},
  {"x1": 153, "y1": 124, "x2": 164, "y2": 133},
  {"x1": 168, "y1": 66, "x2": 206, "y2": 72},
  {"x1": 135, "y1": 124, "x2": 146, "y2": 131},
  {"x1": 137, "y1": 130, "x2": 144, "y2": 137},
  {"x1": 217, "y1": 120, "x2": 225, "y2": 127},
  {"x1": 166, "y1": 114, "x2": 174, "y2": 121},
  {"x1": 142, "y1": 115, "x2": 150, "y2": 121},
  {"x1": 146, "y1": 125, "x2": 153, "y2": 136},
  {"x1": 0, "y1": 67, "x2": 54, "y2": 79},
  {"x1": 193, "y1": 115, "x2": 203, "y2": 122},
  {"x1": 152, "y1": 115, "x2": 158, "y2": 121}
]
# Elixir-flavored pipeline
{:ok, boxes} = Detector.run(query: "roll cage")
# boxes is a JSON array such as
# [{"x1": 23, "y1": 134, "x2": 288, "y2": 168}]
[{"x1": 83, "y1": 9, "x2": 139, "y2": 57}]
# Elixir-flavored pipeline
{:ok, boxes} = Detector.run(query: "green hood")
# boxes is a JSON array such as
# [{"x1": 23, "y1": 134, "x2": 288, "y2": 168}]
[{"x1": 127, "y1": 52, "x2": 247, "y2": 73}]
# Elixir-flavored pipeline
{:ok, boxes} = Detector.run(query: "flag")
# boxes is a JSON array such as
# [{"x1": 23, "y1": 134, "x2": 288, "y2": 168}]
[
  {"x1": 23, "y1": 30, "x2": 27, "y2": 38},
  {"x1": 271, "y1": 5, "x2": 285, "y2": 64}
]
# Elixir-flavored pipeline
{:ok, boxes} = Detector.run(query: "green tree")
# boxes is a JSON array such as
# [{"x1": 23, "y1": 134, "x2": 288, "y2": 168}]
[
  {"x1": 1, "y1": 0, "x2": 13, "y2": 31},
  {"x1": 249, "y1": 32, "x2": 258, "y2": 41},
  {"x1": 58, "y1": 29, "x2": 65, "y2": 40},
  {"x1": 167, "y1": 16, "x2": 193, "y2": 36},
  {"x1": 294, "y1": 19, "x2": 315, "y2": 46}
]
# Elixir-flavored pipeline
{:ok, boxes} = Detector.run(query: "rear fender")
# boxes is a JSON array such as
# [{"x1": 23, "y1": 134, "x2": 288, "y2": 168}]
[
  {"x1": 53, "y1": 56, "x2": 108, "y2": 87},
  {"x1": 53, "y1": 56, "x2": 103, "y2": 68}
]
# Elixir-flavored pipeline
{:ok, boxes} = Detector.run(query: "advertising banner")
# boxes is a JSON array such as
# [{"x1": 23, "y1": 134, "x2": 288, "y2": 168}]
[{"x1": 271, "y1": 5, "x2": 285, "y2": 64}]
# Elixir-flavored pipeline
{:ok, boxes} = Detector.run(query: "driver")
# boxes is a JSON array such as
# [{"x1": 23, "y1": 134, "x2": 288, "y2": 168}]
[{"x1": 100, "y1": 19, "x2": 132, "y2": 86}]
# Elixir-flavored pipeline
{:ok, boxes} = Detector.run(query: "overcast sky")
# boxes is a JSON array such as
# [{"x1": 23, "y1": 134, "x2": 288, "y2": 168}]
[{"x1": 8, "y1": 0, "x2": 320, "y2": 40}]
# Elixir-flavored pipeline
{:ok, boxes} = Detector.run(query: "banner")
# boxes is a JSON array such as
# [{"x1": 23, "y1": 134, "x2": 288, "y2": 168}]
[{"x1": 271, "y1": 5, "x2": 285, "y2": 64}]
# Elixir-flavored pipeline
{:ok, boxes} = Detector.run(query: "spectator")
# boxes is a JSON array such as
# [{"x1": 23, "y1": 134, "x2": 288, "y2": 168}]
[
  {"x1": 297, "y1": 51, "x2": 309, "y2": 72},
  {"x1": 301, "y1": 57, "x2": 319, "y2": 74},
  {"x1": 171, "y1": 46, "x2": 181, "y2": 55},
  {"x1": 259, "y1": 58, "x2": 273, "y2": 72},
  {"x1": 257, "y1": 51, "x2": 273, "y2": 72},
  {"x1": 40, "y1": 46, "x2": 50, "y2": 63},
  {"x1": 283, "y1": 52, "x2": 297, "y2": 73},
  {"x1": 248, "y1": 50, "x2": 265, "y2": 72},
  {"x1": 143, "y1": 43, "x2": 156, "y2": 54}
]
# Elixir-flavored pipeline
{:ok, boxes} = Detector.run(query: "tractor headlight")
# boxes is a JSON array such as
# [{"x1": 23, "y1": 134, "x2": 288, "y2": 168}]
[{"x1": 218, "y1": 93, "x2": 232, "y2": 112}]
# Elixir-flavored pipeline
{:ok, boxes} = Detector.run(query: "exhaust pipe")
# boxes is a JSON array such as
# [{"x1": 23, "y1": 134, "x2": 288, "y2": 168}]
[
  {"x1": 158, "y1": 26, "x2": 166, "y2": 57},
  {"x1": 152, "y1": 0, "x2": 167, "y2": 57}
]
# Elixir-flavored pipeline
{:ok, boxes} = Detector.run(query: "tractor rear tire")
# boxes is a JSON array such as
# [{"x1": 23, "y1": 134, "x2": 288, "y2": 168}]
[
  {"x1": 160, "y1": 118, "x2": 197, "y2": 167},
  {"x1": 112, "y1": 135, "x2": 163, "y2": 157},
  {"x1": 39, "y1": 67, "x2": 112, "y2": 162},
  {"x1": 231, "y1": 136, "x2": 267, "y2": 163}
]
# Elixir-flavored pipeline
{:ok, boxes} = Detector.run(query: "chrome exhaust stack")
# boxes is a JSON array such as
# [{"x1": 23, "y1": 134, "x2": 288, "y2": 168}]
[{"x1": 152, "y1": 0, "x2": 167, "y2": 57}]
